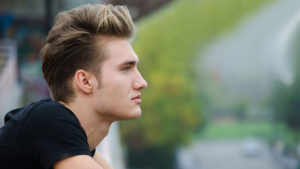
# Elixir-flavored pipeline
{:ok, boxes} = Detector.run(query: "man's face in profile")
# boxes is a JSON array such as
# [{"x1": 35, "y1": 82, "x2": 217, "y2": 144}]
[{"x1": 92, "y1": 37, "x2": 148, "y2": 121}]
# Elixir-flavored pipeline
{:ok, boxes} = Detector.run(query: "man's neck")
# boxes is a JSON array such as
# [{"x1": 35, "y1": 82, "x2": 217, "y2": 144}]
[{"x1": 59, "y1": 100, "x2": 113, "y2": 151}]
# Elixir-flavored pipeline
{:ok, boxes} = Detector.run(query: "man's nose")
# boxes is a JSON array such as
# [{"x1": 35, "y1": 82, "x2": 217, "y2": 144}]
[{"x1": 133, "y1": 72, "x2": 148, "y2": 90}]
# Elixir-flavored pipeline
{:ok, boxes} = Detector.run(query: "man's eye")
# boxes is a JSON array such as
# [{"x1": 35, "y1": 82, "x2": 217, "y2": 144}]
[{"x1": 121, "y1": 66, "x2": 130, "y2": 71}]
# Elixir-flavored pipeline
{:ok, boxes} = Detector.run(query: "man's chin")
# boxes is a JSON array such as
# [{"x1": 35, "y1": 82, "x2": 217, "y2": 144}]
[
  {"x1": 122, "y1": 110, "x2": 142, "y2": 120},
  {"x1": 128, "y1": 111, "x2": 142, "y2": 120},
  {"x1": 133, "y1": 111, "x2": 142, "y2": 119}
]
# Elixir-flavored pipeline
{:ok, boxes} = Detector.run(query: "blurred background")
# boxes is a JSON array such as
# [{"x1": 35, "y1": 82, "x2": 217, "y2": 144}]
[{"x1": 1, "y1": 0, "x2": 300, "y2": 169}]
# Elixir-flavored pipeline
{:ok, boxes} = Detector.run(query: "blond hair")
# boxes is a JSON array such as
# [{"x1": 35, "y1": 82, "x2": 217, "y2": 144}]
[{"x1": 41, "y1": 4, "x2": 135, "y2": 102}]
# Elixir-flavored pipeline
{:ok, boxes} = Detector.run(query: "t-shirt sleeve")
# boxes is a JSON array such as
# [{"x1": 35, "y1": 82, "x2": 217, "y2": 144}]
[{"x1": 21, "y1": 102, "x2": 93, "y2": 169}]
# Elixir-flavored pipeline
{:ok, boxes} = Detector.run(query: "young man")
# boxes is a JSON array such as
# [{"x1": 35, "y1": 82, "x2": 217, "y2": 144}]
[{"x1": 0, "y1": 4, "x2": 147, "y2": 169}]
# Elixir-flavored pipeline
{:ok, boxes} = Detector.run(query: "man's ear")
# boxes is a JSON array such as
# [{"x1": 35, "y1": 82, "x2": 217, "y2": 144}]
[{"x1": 74, "y1": 69, "x2": 94, "y2": 94}]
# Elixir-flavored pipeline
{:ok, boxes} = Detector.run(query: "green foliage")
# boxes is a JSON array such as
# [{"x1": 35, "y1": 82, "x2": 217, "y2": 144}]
[
  {"x1": 127, "y1": 146, "x2": 176, "y2": 169},
  {"x1": 271, "y1": 24, "x2": 300, "y2": 130},
  {"x1": 120, "y1": 0, "x2": 273, "y2": 150},
  {"x1": 269, "y1": 13, "x2": 300, "y2": 155},
  {"x1": 198, "y1": 121, "x2": 274, "y2": 140},
  {"x1": 272, "y1": 79, "x2": 300, "y2": 130}
]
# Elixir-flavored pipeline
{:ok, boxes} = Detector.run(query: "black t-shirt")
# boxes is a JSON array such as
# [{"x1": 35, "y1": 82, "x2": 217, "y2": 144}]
[{"x1": 0, "y1": 99, "x2": 95, "y2": 169}]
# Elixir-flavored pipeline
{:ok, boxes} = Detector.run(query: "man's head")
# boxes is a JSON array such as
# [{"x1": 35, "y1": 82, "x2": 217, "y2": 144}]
[{"x1": 41, "y1": 4, "x2": 135, "y2": 103}]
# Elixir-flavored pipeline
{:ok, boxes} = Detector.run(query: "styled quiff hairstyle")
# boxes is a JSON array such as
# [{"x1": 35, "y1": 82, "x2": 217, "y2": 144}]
[{"x1": 41, "y1": 4, "x2": 135, "y2": 103}]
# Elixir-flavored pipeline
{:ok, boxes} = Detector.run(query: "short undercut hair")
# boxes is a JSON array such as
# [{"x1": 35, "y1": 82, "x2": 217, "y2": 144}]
[{"x1": 41, "y1": 4, "x2": 135, "y2": 103}]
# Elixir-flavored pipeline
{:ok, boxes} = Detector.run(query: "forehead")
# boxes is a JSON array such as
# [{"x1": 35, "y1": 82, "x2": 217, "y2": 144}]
[{"x1": 99, "y1": 36, "x2": 139, "y2": 65}]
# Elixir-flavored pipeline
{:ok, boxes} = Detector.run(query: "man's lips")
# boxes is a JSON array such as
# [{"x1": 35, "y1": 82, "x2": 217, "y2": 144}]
[{"x1": 132, "y1": 94, "x2": 142, "y2": 104}]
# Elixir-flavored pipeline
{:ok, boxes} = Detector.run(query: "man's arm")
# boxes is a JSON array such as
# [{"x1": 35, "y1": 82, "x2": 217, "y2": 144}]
[
  {"x1": 93, "y1": 151, "x2": 114, "y2": 169},
  {"x1": 53, "y1": 152, "x2": 114, "y2": 169},
  {"x1": 53, "y1": 155, "x2": 104, "y2": 169}
]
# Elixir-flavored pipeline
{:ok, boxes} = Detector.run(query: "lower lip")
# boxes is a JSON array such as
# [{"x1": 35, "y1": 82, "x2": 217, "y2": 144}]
[{"x1": 133, "y1": 98, "x2": 141, "y2": 104}]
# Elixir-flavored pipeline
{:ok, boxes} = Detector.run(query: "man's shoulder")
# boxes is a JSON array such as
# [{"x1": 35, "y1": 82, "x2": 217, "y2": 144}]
[
  {"x1": 31, "y1": 99, "x2": 65, "y2": 113},
  {"x1": 13, "y1": 99, "x2": 82, "y2": 139},
  {"x1": 4, "y1": 99, "x2": 76, "y2": 126},
  {"x1": 28, "y1": 99, "x2": 77, "y2": 122}
]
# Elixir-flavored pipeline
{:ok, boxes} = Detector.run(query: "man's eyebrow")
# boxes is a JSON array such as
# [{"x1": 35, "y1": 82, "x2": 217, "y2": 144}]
[{"x1": 118, "y1": 60, "x2": 139, "y2": 67}]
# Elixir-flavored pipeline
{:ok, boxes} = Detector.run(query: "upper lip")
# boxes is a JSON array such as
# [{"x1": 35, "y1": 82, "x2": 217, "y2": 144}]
[{"x1": 132, "y1": 94, "x2": 141, "y2": 100}]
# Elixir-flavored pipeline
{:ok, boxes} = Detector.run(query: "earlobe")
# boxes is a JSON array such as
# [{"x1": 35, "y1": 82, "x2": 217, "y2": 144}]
[{"x1": 74, "y1": 70, "x2": 93, "y2": 94}]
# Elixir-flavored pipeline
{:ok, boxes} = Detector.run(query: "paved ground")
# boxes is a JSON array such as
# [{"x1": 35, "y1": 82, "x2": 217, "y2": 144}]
[{"x1": 177, "y1": 139, "x2": 281, "y2": 169}]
